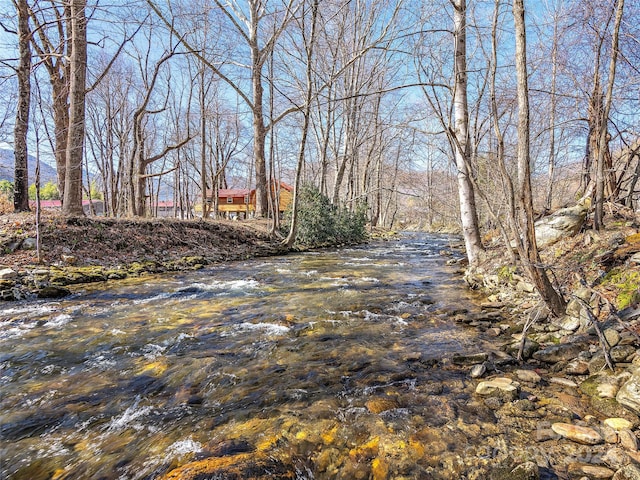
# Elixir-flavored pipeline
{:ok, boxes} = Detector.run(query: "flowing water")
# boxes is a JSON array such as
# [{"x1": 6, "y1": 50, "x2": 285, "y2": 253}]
[{"x1": 0, "y1": 233, "x2": 506, "y2": 479}]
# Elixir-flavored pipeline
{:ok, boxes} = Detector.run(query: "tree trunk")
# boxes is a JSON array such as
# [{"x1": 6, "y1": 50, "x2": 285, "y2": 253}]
[
  {"x1": 13, "y1": 0, "x2": 31, "y2": 213},
  {"x1": 594, "y1": 0, "x2": 624, "y2": 230},
  {"x1": 249, "y1": 3, "x2": 268, "y2": 218},
  {"x1": 544, "y1": 14, "x2": 559, "y2": 214},
  {"x1": 512, "y1": 0, "x2": 566, "y2": 317},
  {"x1": 62, "y1": 0, "x2": 87, "y2": 216},
  {"x1": 452, "y1": 0, "x2": 483, "y2": 265},
  {"x1": 284, "y1": 0, "x2": 318, "y2": 247}
]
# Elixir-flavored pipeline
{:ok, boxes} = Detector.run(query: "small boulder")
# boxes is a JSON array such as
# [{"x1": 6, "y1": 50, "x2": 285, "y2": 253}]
[
  {"x1": 605, "y1": 328, "x2": 622, "y2": 348},
  {"x1": 566, "y1": 360, "x2": 590, "y2": 375},
  {"x1": 534, "y1": 201, "x2": 589, "y2": 248}
]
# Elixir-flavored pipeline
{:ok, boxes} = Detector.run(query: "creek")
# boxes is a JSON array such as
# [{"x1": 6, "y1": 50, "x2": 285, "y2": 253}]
[{"x1": 1, "y1": 233, "x2": 516, "y2": 479}]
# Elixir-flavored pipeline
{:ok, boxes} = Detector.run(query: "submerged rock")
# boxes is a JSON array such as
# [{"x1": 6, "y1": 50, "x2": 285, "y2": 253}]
[
  {"x1": 551, "y1": 422, "x2": 603, "y2": 445},
  {"x1": 36, "y1": 286, "x2": 71, "y2": 299},
  {"x1": 475, "y1": 377, "x2": 519, "y2": 401}
]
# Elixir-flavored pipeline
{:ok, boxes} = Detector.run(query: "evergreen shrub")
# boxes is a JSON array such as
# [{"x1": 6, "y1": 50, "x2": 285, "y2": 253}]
[{"x1": 283, "y1": 184, "x2": 368, "y2": 248}]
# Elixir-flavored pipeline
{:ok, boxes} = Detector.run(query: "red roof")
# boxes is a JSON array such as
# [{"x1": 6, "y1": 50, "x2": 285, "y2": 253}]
[
  {"x1": 219, "y1": 189, "x2": 250, "y2": 198},
  {"x1": 29, "y1": 200, "x2": 102, "y2": 208}
]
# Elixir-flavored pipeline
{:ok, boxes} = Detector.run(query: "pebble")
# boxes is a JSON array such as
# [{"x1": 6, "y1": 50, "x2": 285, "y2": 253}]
[
  {"x1": 470, "y1": 363, "x2": 487, "y2": 378},
  {"x1": 551, "y1": 423, "x2": 603, "y2": 445},
  {"x1": 605, "y1": 328, "x2": 621, "y2": 348}
]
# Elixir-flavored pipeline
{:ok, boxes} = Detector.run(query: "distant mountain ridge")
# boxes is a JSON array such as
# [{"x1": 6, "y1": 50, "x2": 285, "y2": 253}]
[{"x1": 0, "y1": 148, "x2": 58, "y2": 185}]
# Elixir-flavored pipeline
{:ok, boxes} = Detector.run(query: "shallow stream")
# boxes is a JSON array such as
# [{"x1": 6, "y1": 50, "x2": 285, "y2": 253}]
[{"x1": 0, "y1": 233, "x2": 514, "y2": 479}]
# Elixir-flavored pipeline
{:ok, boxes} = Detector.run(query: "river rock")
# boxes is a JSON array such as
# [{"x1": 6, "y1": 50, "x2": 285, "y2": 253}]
[
  {"x1": 21, "y1": 237, "x2": 37, "y2": 250},
  {"x1": 475, "y1": 377, "x2": 519, "y2": 401},
  {"x1": 534, "y1": 201, "x2": 589, "y2": 248},
  {"x1": 611, "y1": 345, "x2": 636, "y2": 363},
  {"x1": 619, "y1": 429, "x2": 638, "y2": 452},
  {"x1": 549, "y1": 377, "x2": 578, "y2": 388},
  {"x1": 516, "y1": 369, "x2": 542, "y2": 384},
  {"x1": 605, "y1": 329, "x2": 622, "y2": 348},
  {"x1": 617, "y1": 372, "x2": 640, "y2": 414},
  {"x1": 533, "y1": 343, "x2": 584, "y2": 363},
  {"x1": 506, "y1": 339, "x2": 540, "y2": 360},
  {"x1": 568, "y1": 463, "x2": 615, "y2": 479},
  {"x1": 365, "y1": 397, "x2": 399, "y2": 414},
  {"x1": 0, "y1": 268, "x2": 16, "y2": 280},
  {"x1": 566, "y1": 360, "x2": 590, "y2": 375},
  {"x1": 613, "y1": 464, "x2": 640, "y2": 480},
  {"x1": 36, "y1": 286, "x2": 71, "y2": 299},
  {"x1": 605, "y1": 418, "x2": 634, "y2": 431},
  {"x1": 552, "y1": 315, "x2": 581, "y2": 332},
  {"x1": 603, "y1": 447, "x2": 631, "y2": 470},
  {"x1": 452, "y1": 352, "x2": 488, "y2": 365},
  {"x1": 470, "y1": 363, "x2": 487, "y2": 378},
  {"x1": 551, "y1": 423, "x2": 603, "y2": 445}
]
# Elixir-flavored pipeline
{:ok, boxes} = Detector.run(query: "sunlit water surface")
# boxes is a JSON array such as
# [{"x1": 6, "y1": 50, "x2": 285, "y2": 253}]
[{"x1": 1, "y1": 233, "x2": 496, "y2": 479}]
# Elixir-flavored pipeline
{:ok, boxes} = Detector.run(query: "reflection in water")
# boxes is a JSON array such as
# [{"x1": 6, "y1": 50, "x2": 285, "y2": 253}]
[{"x1": 0, "y1": 233, "x2": 495, "y2": 479}]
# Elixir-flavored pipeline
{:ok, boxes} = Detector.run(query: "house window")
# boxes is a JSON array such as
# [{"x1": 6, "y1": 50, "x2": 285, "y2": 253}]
[{"x1": 227, "y1": 197, "x2": 233, "y2": 204}]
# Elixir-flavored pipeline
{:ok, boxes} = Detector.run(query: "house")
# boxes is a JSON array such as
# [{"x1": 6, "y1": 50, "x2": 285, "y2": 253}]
[
  {"x1": 195, "y1": 181, "x2": 294, "y2": 218},
  {"x1": 30, "y1": 199, "x2": 105, "y2": 216}
]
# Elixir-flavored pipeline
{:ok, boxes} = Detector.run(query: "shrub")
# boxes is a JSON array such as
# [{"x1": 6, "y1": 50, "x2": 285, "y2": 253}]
[{"x1": 283, "y1": 184, "x2": 368, "y2": 248}]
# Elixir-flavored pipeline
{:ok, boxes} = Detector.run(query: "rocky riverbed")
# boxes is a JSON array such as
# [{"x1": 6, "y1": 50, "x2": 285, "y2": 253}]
[{"x1": 3, "y1": 211, "x2": 640, "y2": 479}]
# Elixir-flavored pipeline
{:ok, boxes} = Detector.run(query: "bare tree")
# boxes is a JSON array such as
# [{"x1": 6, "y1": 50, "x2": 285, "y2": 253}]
[
  {"x1": 451, "y1": 0, "x2": 484, "y2": 265},
  {"x1": 593, "y1": 0, "x2": 624, "y2": 229},
  {"x1": 12, "y1": 0, "x2": 31, "y2": 212},
  {"x1": 62, "y1": 0, "x2": 87, "y2": 216},
  {"x1": 284, "y1": 0, "x2": 318, "y2": 246},
  {"x1": 146, "y1": 0, "x2": 299, "y2": 218},
  {"x1": 512, "y1": 0, "x2": 566, "y2": 317}
]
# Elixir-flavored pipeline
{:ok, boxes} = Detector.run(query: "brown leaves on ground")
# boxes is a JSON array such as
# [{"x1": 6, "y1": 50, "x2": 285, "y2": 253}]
[{"x1": 0, "y1": 211, "x2": 286, "y2": 269}]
